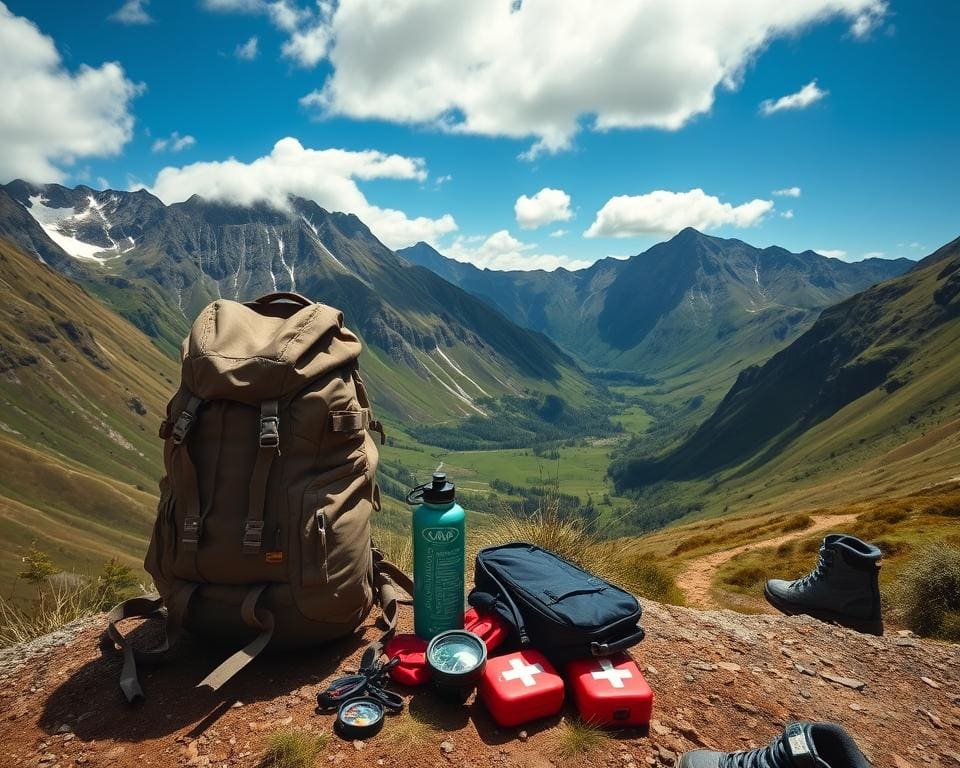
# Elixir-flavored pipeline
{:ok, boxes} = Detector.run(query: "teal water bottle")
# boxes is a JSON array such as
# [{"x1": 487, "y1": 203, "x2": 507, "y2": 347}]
[{"x1": 407, "y1": 473, "x2": 465, "y2": 639}]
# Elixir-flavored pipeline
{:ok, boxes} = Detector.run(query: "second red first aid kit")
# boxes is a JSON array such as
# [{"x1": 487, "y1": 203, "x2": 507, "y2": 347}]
[
  {"x1": 566, "y1": 653, "x2": 653, "y2": 727},
  {"x1": 478, "y1": 649, "x2": 564, "y2": 727}
]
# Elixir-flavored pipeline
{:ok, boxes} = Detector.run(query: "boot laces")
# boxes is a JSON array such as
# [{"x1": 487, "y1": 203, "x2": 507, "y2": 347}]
[
  {"x1": 794, "y1": 546, "x2": 834, "y2": 589},
  {"x1": 719, "y1": 731, "x2": 794, "y2": 768}
]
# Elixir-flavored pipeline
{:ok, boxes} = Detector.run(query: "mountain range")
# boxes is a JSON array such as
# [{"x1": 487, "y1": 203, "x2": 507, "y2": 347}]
[
  {"x1": 0, "y1": 181, "x2": 592, "y2": 423},
  {"x1": 400, "y1": 233, "x2": 913, "y2": 407}
]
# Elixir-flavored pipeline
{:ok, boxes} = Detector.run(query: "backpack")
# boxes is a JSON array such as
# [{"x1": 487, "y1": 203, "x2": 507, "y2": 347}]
[
  {"x1": 468, "y1": 543, "x2": 645, "y2": 663},
  {"x1": 102, "y1": 292, "x2": 412, "y2": 702}
]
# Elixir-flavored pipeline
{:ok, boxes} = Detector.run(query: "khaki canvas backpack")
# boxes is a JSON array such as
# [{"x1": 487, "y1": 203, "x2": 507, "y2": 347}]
[{"x1": 102, "y1": 292, "x2": 411, "y2": 702}]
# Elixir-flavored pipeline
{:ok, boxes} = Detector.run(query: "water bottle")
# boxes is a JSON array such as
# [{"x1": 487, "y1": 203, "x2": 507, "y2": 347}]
[{"x1": 407, "y1": 472, "x2": 465, "y2": 639}]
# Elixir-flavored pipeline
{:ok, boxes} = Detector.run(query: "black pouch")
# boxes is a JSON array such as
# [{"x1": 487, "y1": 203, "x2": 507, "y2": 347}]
[{"x1": 468, "y1": 542, "x2": 645, "y2": 663}]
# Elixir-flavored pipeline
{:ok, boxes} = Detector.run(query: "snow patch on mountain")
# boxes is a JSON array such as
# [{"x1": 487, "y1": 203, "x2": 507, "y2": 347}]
[{"x1": 22, "y1": 195, "x2": 133, "y2": 263}]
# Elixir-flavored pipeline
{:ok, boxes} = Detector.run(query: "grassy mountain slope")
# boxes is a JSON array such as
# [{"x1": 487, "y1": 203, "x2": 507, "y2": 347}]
[
  {"x1": 609, "y1": 235, "x2": 960, "y2": 529},
  {"x1": 0, "y1": 238, "x2": 179, "y2": 592}
]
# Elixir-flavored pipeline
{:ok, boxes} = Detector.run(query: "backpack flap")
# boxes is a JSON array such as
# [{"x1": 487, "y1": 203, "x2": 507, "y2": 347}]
[{"x1": 182, "y1": 298, "x2": 361, "y2": 404}]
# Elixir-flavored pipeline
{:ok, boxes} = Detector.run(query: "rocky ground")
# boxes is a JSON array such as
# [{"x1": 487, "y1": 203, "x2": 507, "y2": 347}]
[{"x1": 0, "y1": 602, "x2": 957, "y2": 768}]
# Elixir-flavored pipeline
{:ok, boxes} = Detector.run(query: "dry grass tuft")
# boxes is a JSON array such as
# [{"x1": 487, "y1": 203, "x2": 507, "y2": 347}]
[
  {"x1": 372, "y1": 527, "x2": 414, "y2": 574},
  {"x1": 780, "y1": 513, "x2": 813, "y2": 533},
  {"x1": 893, "y1": 543, "x2": 960, "y2": 641},
  {"x1": 261, "y1": 729, "x2": 327, "y2": 768},
  {"x1": 553, "y1": 718, "x2": 610, "y2": 759},
  {"x1": 380, "y1": 710, "x2": 439, "y2": 755}
]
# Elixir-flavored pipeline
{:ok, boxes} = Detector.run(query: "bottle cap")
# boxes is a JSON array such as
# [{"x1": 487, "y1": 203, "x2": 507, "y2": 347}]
[{"x1": 405, "y1": 472, "x2": 456, "y2": 505}]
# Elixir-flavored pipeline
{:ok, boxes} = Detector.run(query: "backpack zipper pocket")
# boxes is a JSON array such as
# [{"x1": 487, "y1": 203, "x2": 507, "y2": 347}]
[{"x1": 301, "y1": 493, "x2": 329, "y2": 587}]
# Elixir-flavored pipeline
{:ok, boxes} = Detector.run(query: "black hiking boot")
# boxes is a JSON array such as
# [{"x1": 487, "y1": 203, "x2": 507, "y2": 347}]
[
  {"x1": 679, "y1": 721, "x2": 871, "y2": 768},
  {"x1": 763, "y1": 534, "x2": 883, "y2": 635}
]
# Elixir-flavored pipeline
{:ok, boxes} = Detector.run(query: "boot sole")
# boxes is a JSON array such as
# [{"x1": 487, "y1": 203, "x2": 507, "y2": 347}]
[{"x1": 763, "y1": 584, "x2": 884, "y2": 636}]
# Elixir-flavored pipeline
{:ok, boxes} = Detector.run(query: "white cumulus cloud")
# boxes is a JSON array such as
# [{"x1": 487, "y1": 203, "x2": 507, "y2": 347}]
[
  {"x1": 110, "y1": 0, "x2": 153, "y2": 24},
  {"x1": 151, "y1": 131, "x2": 196, "y2": 153},
  {"x1": 442, "y1": 230, "x2": 590, "y2": 272},
  {"x1": 585, "y1": 188, "x2": 773, "y2": 238},
  {"x1": 760, "y1": 80, "x2": 828, "y2": 115},
  {"x1": 515, "y1": 187, "x2": 572, "y2": 230},
  {"x1": 0, "y1": 2, "x2": 142, "y2": 183},
  {"x1": 147, "y1": 137, "x2": 457, "y2": 250},
  {"x1": 816, "y1": 248, "x2": 848, "y2": 260},
  {"x1": 780, "y1": 209, "x2": 795, "y2": 219},
  {"x1": 203, "y1": 0, "x2": 329, "y2": 67},
  {"x1": 235, "y1": 35, "x2": 259, "y2": 60},
  {"x1": 287, "y1": 0, "x2": 883, "y2": 157},
  {"x1": 772, "y1": 186, "x2": 801, "y2": 197}
]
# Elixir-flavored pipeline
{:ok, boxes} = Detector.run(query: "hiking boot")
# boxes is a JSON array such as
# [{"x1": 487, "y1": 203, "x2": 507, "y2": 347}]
[
  {"x1": 763, "y1": 534, "x2": 883, "y2": 635},
  {"x1": 679, "y1": 722, "x2": 871, "y2": 768}
]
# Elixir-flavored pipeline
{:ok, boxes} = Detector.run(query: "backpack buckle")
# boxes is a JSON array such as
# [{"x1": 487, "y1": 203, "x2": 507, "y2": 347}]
[
  {"x1": 172, "y1": 410, "x2": 194, "y2": 444},
  {"x1": 259, "y1": 416, "x2": 280, "y2": 449},
  {"x1": 242, "y1": 520, "x2": 264, "y2": 553}
]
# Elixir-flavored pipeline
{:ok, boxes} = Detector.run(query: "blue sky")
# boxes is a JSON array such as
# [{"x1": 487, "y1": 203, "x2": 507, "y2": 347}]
[{"x1": 1, "y1": 0, "x2": 957, "y2": 269}]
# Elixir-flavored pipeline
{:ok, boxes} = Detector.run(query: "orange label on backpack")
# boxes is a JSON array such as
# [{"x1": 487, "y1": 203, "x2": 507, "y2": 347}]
[{"x1": 266, "y1": 551, "x2": 284, "y2": 564}]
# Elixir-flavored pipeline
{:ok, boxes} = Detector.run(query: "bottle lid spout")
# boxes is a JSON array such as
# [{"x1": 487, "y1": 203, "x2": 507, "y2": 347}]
[{"x1": 406, "y1": 473, "x2": 456, "y2": 505}]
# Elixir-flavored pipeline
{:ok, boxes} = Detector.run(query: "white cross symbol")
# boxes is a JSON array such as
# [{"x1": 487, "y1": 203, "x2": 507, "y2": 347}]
[
  {"x1": 591, "y1": 659, "x2": 632, "y2": 688},
  {"x1": 502, "y1": 658, "x2": 545, "y2": 687}
]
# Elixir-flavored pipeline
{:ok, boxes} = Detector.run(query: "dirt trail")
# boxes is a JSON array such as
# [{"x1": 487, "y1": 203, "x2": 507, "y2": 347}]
[{"x1": 677, "y1": 514, "x2": 859, "y2": 609}]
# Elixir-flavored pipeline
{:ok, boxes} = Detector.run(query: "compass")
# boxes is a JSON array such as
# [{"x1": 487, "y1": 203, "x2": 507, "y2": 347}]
[
  {"x1": 425, "y1": 629, "x2": 487, "y2": 697},
  {"x1": 335, "y1": 697, "x2": 386, "y2": 739}
]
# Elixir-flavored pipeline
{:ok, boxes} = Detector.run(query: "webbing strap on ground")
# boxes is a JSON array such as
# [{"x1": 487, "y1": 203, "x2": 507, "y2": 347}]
[
  {"x1": 104, "y1": 582, "x2": 198, "y2": 703},
  {"x1": 197, "y1": 584, "x2": 274, "y2": 692}
]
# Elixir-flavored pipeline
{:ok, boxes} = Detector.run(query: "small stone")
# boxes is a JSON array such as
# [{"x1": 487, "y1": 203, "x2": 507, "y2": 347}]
[
  {"x1": 278, "y1": 716, "x2": 293, "y2": 726},
  {"x1": 820, "y1": 672, "x2": 866, "y2": 691},
  {"x1": 518, "y1": 730, "x2": 528, "y2": 742},
  {"x1": 657, "y1": 746, "x2": 677, "y2": 766},
  {"x1": 55, "y1": 724, "x2": 71, "y2": 734},
  {"x1": 39, "y1": 755, "x2": 57, "y2": 765},
  {"x1": 690, "y1": 661, "x2": 716, "y2": 672},
  {"x1": 353, "y1": 740, "x2": 365, "y2": 751},
  {"x1": 921, "y1": 677, "x2": 942, "y2": 689},
  {"x1": 646, "y1": 666, "x2": 659, "y2": 675},
  {"x1": 795, "y1": 664, "x2": 816, "y2": 677},
  {"x1": 716, "y1": 662, "x2": 741, "y2": 673},
  {"x1": 184, "y1": 742, "x2": 199, "y2": 761},
  {"x1": 650, "y1": 720, "x2": 672, "y2": 737},
  {"x1": 921, "y1": 710, "x2": 944, "y2": 729},
  {"x1": 231, "y1": 700, "x2": 244, "y2": 708},
  {"x1": 892, "y1": 755, "x2": 918, "y2": 768},
  {"x1": 440, "y1": 740, "x2": 455, "y2": 755},
  {"x1": 685, "y1": 674, "x2": 695, "y2": 683},
  {"x1": 849, "y1": 703, "x2": 865, "y2": 711},
  {"x1": 897, "y1": 630, "x2": 914, "y2": 637}
]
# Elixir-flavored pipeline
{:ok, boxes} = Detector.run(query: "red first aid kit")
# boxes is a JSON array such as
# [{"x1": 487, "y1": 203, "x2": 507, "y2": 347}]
[
  {"x1": 384, "y1": 607, "x2": 508, "y2": 687},
  {"x1": 478, "y1": 649, "x2": 564, "y2": 727},
  {"x1": 566, "y1": 654, "x2": 653, "y2": 727}
]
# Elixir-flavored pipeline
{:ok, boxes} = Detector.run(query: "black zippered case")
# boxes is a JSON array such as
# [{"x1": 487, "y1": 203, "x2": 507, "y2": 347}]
[{"x1": 468, "y1": 543, "x2": 645, "y2": 662}]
